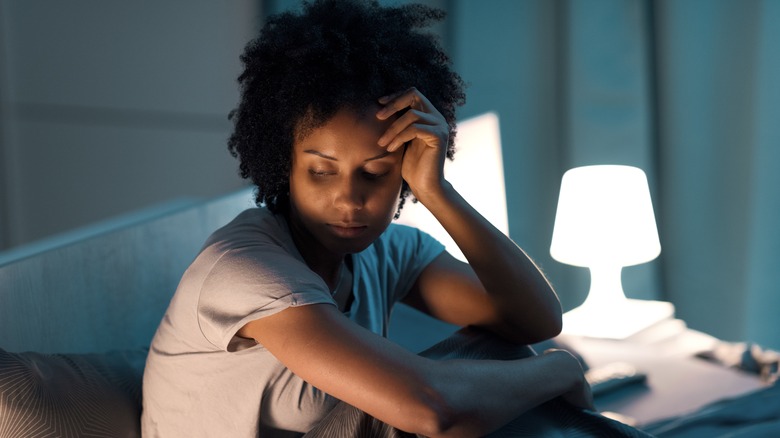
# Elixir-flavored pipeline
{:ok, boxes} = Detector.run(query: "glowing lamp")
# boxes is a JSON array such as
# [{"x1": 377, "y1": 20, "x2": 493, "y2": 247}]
[{"x1": 550, "y1": 165, "x2": 674, "y2": 339}]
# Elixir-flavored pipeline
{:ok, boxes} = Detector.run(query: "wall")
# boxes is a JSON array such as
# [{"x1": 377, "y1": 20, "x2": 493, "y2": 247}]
[
  {"x1": 0, "y1": 0, "x2": 259, "y2": 251},
  {"x1": 449, "y1": 0, "x2": 579, "y2": 305},
  {"x1": 0, "y1": 0, "x2": 645, "y2": 314}
]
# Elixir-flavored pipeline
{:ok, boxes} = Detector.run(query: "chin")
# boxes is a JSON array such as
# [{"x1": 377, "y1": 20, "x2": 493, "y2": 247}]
[
  {"x1": 324, "y1": 229, "x2": 382, "y2": 255},
  {"x1": 331, "y1": 238, "x2": 375, "y2": 255}
]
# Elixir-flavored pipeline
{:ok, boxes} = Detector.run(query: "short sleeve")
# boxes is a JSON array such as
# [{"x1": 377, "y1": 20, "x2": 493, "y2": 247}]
[
  {"x1": 197, "y1": 243, "x2": 334, "y2": 352},
  {"x1": 357, "y1": 223, "x2": 446, "y2": 306},
  {"x1": 385, "y1": 224, "x2": 446, "y2": 302}
]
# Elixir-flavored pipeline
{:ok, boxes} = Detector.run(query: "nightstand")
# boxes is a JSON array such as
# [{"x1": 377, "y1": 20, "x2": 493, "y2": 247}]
[{"x1": 557, "y1": 318, "x2": 767, "y2": 426}]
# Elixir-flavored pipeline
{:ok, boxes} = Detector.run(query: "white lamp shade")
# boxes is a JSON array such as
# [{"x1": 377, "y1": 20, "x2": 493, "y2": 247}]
[{"x1": 550, "y1": 165, "x2": 661, "y2": 268}]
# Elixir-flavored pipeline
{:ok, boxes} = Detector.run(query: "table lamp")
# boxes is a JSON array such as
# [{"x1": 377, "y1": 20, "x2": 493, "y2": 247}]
[{"x1": 550, "y1": 165, "x2": 674, "y2": 339}]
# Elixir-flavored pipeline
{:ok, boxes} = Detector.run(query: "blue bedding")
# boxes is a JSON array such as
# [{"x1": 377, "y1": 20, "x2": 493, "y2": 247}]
[{"x1": 643, "y1": 382, "x2": 780, "y2": 437}]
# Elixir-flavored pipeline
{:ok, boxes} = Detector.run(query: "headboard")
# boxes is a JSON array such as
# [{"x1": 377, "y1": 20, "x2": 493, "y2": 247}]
[{"x1": 0, "y1": 188, "x2": 256, "y2": 354}]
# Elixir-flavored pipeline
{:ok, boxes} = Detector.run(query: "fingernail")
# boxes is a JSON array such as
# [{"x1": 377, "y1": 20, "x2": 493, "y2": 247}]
[{"x1": 378, "y1": 95, "x2": 390, "y2": 103}]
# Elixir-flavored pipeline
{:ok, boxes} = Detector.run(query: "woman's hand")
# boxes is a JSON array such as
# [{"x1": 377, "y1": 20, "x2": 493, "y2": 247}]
[
  {"x1": 380, "y1": 91, "x2": 562, "y2": 346},
  {"x1": 544, "y1": 349, "x2": 595, "y2": 411},
  {"x1": 376, "y1": 87, "x2": 449, "y2": 204}
]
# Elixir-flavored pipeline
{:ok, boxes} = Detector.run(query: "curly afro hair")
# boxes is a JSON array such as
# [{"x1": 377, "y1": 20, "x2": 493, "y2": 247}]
[{"x1": 227, "y1": 0, "x2": 466, "y2": 216}]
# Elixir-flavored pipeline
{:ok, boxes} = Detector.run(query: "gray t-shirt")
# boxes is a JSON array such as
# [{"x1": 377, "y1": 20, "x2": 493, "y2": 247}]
[{"x1": 141, "y1": 207, "x2": 445, "y2": 437}]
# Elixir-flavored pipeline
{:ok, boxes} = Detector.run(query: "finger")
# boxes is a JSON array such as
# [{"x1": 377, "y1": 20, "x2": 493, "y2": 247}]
[
  {"x1": 377, "y1": 87, "x2": 435, "y2": 120},
  {"x1": 385, "y1": 123, "x2": 443, "y2": 153},
  {"x1": 377, "y1": 109, "x2": 438, "y2": 147},
  {"x1": 377, "y1": 89, "x2": 406, "y2": 105},
  {"x1": 564, "y1": 384, "x2": 595, "y2": 412},
  {"x1": 378, "y1": 87, "x2": 425, "y2": 106}
]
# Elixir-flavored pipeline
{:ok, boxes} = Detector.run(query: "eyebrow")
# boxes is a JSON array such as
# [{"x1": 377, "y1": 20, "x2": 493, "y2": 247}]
[{"x1": 303, "y1": 149, "x2": 391, "y2": 162}]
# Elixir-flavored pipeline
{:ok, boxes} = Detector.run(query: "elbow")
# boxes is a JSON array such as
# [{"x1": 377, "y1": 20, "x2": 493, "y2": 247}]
[
  {"x1": 531, "y1": 309, "x2": 563, "y2": 343},
  {"x1": 534, "y1": 281, "x2": 564, "y2": 340},
  {"x1": 397, "y1": 379, "x2": 463, "y2": 438},
  {"x1": 414, "y1": 401, "x2": 491, "y2": 438},
  {"x1": 413, "y1": 408, "x2": 457, "y2": 438},
  {"x1": 399, "y1": 363, "x2": 497, "y2": 437},
  {"x1": 548, "y1": 309, "x2": 564, "y2": 338},
  {"x1": 531, "y1": 299, "x2": 564, "y2": 342},
  {"x1": 540, "y1": 287, "x2": 564, "y2": 339},
  {"x1": 402, "y1": 391, "x2": 458, "y2": 437},
  {"x1": 497, "y1": 309, "x2": 562, "y2": 345}
]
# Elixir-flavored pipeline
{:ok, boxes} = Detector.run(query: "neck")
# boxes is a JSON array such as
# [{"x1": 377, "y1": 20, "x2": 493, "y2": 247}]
[{"x1": 285, "y1": 212, "x2": 345, "y2": 289}]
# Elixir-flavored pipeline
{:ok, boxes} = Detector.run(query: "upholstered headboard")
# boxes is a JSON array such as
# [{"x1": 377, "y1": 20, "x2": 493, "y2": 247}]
[{"x1": 0, "y1": 188, "x2": 256, "y2": 354}]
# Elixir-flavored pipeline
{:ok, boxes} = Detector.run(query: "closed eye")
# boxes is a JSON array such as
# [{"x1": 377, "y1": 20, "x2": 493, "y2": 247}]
[
  {"x1": 362, "y1": 171, "x2": 388, "y2": 180},
  {"x1": 309, "y1": 169, "x2": 336, "y2": 177}
]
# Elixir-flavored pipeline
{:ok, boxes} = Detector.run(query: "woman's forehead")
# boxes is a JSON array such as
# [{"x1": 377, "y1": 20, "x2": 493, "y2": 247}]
[{"x1": 293, "y1": 105, "x2": 395, "y2": 155}]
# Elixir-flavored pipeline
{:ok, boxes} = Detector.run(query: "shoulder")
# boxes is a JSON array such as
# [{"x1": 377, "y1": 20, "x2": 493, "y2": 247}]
[
  {"x1": 193, "y1": 209, "x2": 330, "y2": 347},
  {"x1": 206, "y1": 207, "x2": 290, "y2": 249},
  {"x1": 188, "y1": 208, "x2": 324, "y2": 298},
  {"x1": 200, "y1": 208, "x2": 302, "y2": 264}
]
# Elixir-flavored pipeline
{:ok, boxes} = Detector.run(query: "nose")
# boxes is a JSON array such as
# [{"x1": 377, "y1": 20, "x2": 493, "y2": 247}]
[{"x1": 334, "y1": 176, "x2": 365, "y2": 211}]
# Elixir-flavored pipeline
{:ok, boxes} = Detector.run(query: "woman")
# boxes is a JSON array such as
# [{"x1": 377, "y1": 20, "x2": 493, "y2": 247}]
[{"x1": 142, "y1": 1, "x2": 611, "y2": 436}]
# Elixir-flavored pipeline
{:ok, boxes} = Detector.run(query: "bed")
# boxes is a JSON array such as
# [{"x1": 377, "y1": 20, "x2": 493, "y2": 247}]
[
  {"x1": 0, "y1": 186, "x2": 778, "y2": 437},
  {"x1": 0, "y1": 189, "x2": 256, "y2": 437},
  {"x1": 2, "y1": 112, "x2": 777, "y2": 436}
]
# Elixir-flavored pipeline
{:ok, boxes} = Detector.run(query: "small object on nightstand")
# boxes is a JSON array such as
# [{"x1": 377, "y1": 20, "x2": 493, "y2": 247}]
[{"x1": 586, "y1": 361, "x2": 648, "y2": 396}]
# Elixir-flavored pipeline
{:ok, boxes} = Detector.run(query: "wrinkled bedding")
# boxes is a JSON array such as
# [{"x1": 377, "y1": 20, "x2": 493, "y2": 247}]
[
  {"x1": 643, "y1": 382, "x2": 780, "y2": 437},
  {"x1": 641, "y1": 340, "x2": 780, "y2": 437}
]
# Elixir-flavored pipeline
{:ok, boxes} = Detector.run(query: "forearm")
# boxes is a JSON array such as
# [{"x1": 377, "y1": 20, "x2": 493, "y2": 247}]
[
  {"x1": 418, "y1": 181, "x2": 562, "y2": 342},
  {"x1": 246, "y1": 303, "x2": 590, "y2": 437}
]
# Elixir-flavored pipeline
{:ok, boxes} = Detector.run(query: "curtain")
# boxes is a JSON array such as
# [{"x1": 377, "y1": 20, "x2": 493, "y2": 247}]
[
  {"x1": 654, "y1": 0, "x2": 780, "y2": 349},
  {"x1": 450, "y1": 0, "x2": 780, "y2": 349}
]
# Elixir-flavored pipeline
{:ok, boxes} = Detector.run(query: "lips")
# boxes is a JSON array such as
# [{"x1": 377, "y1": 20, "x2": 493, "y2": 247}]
[{"x1": 328, "y1": 223, "x2": 369, "y2": 238}]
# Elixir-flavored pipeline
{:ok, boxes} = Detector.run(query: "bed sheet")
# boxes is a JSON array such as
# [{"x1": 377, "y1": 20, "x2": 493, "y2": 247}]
[
  {"x1": 557, "y1": 319, "x2": 779, "y2": 436},
  {"x1": 642, "y1": 381, "x2": 780, "y2": 437}
]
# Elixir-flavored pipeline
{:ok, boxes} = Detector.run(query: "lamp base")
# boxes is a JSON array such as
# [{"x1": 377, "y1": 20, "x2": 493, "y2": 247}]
[{"x1": 562, "y1": 298, "x2": 675, "y2": 339}]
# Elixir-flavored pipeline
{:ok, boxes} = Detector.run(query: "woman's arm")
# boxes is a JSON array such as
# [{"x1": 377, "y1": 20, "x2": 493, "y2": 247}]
[
  {"x1": 407, "y1": 186, "x2": 561, "y2": 344},
  {"x1": 239, "y1": 304, "x2": 591, "y2": 437},
  {"x1": 377, "y1": 88, "x2": 562, "y2": 344}
]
